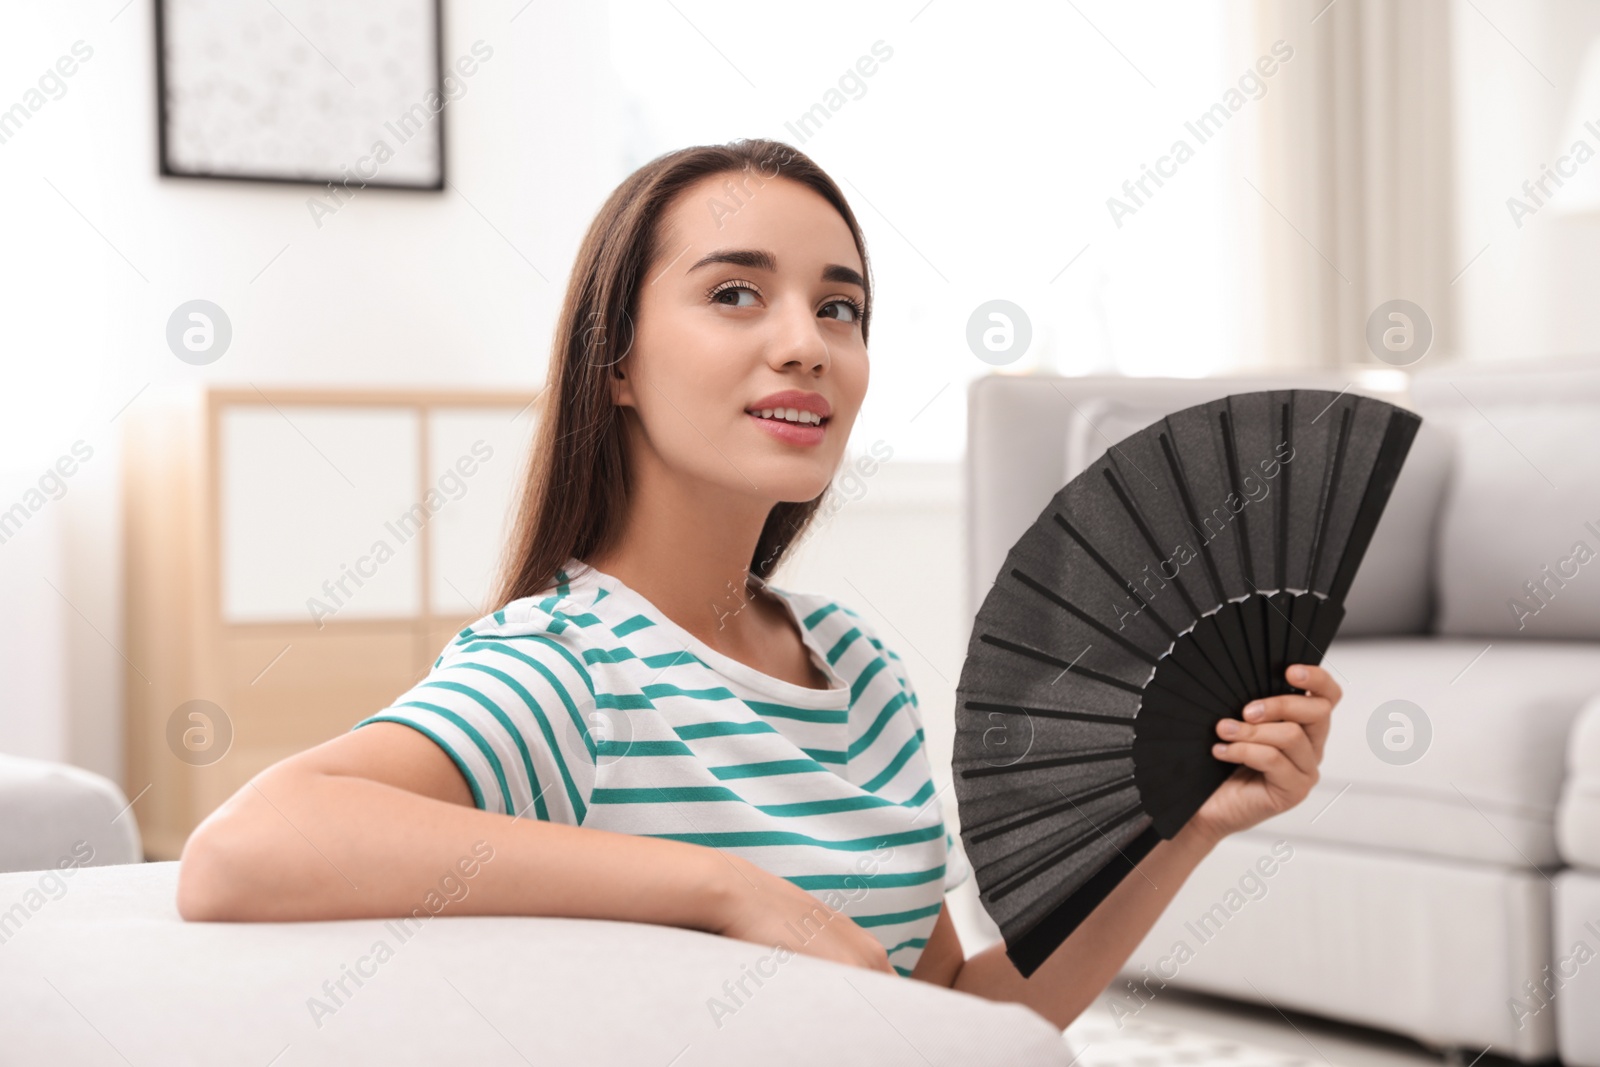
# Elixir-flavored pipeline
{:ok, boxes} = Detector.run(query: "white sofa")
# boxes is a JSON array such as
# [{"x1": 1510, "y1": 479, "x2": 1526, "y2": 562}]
[
  {"x1": 0, "y1": 860, "x2": 1072, "y2": 1066},
  {"x1": 0, "y1": 753, "x2": 1071, "y2": 1063},
  {"x1": 1557, "y1": 695, "x2": 1600, "y2": 1066},
  {"x1": 0, "y1": 752, "x2": 142, "y2": 873},
  {"x1": 963, "y1": 356, "x2": 1600, "y2": 1063}
]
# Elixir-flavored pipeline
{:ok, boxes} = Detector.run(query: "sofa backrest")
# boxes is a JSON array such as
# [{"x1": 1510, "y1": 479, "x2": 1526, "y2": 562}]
[
  {"x1": 1412, "y1": 355, "x2": 1600, "y2": 640},
  {"x1": 964, "y1": 373, "x2": 1445, "y2": 641}
]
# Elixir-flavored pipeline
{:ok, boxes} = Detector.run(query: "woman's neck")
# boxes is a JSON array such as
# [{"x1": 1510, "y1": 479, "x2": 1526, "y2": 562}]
[{"x1": 586, "y1": 482, "x2": 777, "y2": 652}]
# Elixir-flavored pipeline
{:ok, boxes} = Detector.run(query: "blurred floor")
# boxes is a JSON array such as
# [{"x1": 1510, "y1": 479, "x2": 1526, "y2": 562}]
[{"x1": 1064, "y1": 986, "x2": 1528, "y2": 1067}]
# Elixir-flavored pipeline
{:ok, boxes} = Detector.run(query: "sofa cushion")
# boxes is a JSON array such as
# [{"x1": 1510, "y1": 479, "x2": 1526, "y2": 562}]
[
  {"x1": 0, "y1": 861, "x2": 1073, "y2": 1066},
  {"x1": 1254, "y1": 638, "x2": 1600, "y2": 867},
  {"x1": 0, "y1": 753, "x2": 143, "y2": 873},
  {"x1": 1559, "y1": 695, "x2": 1600, "y2": 871},
  {"x1": 1428, "y1": 403, "x2": 1600, "y2": 639},
  {"x1": 1062, "y1": 395, "x2": 1449, "y2": 638}
]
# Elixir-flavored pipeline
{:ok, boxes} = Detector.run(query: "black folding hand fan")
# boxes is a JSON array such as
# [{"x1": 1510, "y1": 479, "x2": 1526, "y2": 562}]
[{"x1": 953, "y1": 388, "x2": 1421, "y2": 978}]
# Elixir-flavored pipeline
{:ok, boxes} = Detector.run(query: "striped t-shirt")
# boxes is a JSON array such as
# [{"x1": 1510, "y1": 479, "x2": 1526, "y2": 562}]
[{"x1": 353, "y1": 558, "x2": 971, "y2": 977}]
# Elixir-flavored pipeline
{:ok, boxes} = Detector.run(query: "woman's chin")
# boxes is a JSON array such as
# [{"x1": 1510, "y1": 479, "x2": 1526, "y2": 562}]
[{"x1": 752, "y1": 465, "x2": 836, "y2": 505}]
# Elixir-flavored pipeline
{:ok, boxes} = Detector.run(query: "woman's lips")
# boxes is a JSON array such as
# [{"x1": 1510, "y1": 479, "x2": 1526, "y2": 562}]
[{"x1": 746, "y1": 412, "x2": 827, "y2": 446}]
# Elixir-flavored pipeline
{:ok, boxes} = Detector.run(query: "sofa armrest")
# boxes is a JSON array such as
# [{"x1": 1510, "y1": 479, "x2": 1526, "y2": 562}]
[
  {"x1": 0, "y1": 753, "x2": 143, "y2": 872},
  {"x1": 1559, "y1": 694, "x2": 1600, "y2": 871}
]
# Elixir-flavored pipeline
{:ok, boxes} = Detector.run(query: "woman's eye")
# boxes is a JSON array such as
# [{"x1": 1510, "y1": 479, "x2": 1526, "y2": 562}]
[
  {"x1": 821, "y1": 299, "x2": 862, "y2": 323},
  {"x1": 711, "y1": 285, "x2": 759, "y2": 308},
  {"x1": 708, "y1": 283, "x2": 862, "y2": 324}
]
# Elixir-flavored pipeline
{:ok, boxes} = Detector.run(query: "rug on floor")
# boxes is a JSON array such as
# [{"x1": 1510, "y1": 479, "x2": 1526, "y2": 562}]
[{"x1": 1064, "y1": 1013, "x2": 1334, "y2": 1067}]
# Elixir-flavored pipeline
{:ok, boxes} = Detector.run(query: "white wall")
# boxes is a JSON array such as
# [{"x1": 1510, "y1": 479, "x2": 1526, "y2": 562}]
[{"x1": 0, "y1": 0, "x2": 622, "y2": 777}]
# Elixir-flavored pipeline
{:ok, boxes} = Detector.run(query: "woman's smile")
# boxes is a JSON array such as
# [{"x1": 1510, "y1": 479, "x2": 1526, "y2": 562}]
[
  {"x1": 746, "y1": 410, "x2": 828, "y2": 446},
  {"x1": 744, "y1": 389, "x2": 833, "y2": 446}
]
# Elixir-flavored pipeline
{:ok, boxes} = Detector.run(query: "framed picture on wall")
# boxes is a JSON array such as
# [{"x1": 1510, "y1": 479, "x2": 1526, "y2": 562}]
[{"x1": 155, "y1": 0, "x2": 446, "y2": 190}]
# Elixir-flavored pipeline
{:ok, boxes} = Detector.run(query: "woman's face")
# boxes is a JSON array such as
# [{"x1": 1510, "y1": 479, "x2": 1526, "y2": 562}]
[{"x1": 612, "y1": 172, "x2": 869, "y2": 506}]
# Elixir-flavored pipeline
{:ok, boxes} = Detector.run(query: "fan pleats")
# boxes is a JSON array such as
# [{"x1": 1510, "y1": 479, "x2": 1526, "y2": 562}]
[{"x1": 954, "y1": 388, "x2": 1422, "y2": 978}]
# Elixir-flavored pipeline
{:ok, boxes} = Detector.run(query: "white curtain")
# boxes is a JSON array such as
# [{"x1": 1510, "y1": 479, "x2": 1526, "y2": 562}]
[{"x1": 1247, "y1": 0, "x2": 1457, "y2": 368}]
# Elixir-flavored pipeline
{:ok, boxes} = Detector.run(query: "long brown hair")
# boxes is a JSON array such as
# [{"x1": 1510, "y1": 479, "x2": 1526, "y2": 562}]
[{"x1": 491, "y1": 138, "x2": 875, "y2": 609}]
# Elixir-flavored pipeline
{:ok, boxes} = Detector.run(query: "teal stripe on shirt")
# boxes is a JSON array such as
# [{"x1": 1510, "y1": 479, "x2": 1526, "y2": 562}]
[
  {"x1": 712, "y1": 758, "x2": 829, "y2": 780},
  {"x1": 852, "y1": 902, "x2": 945, "y2": 928},
  {"x1": 409, "y1": 686, "x2": 543, "y2": 819},
  {"x1": 355, "y1": 713, "x2": 490, "y2": 812},
  {"x1": 645, "y1": 823, "x2": 943, "y2": 851},
  {"x1": 742, "y1": 700, "x2": 848, "y2": 724},
  {"x1": 862, "y1": 731, "x2": 924, "y2": 793},
  {"x1": 848, "y1": 690, "x2": 912, "y2": 761},
  {"x1": 785, "y1": 865, "x2": 946, "y2": 890},
  {"x1": 591, "y1": 785, "x2": 937, "y2": 821}
]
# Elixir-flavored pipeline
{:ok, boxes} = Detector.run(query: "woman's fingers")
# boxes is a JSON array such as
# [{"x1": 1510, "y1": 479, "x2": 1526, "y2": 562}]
[
  {"x1": 1211, "y1": 737, "x2": 1318, "y2": 798},
  {"x1": 1286, "y1": 663, "x2": 1341, "y2": 705},
  {"x1": 1240, "y1": 664, "x2": 1342, "y2": 757},
  {"x1": 1242, "y1": 694, "x2": 1332, "y2": 758},
  {"x1": 1242, "y1": 694, "x2": 1329, "y2": 724},
  {"x1": 1195, "y1": 665, "x2": 1343, "y2": 831},
  {"x1": 1215, "y1": 719, "x2": 1318, "y2": 777}
]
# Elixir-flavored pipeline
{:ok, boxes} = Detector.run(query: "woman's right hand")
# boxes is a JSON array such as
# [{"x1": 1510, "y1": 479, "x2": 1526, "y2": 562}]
[{"x1": 707, "y1": 853, "x2": 894, "y2": 974}]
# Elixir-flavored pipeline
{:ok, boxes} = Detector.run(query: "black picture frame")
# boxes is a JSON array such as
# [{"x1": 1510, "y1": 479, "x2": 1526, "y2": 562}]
[{"x1": 154, "y1": 0, "x2": 446, "y2": 191}]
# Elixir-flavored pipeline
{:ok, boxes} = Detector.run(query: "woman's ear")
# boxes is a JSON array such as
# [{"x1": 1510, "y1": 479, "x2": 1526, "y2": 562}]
[
  {"x1": 609, "y1": 359, "x2": 634, "y2": 409},
  {"x1": 605, "y1": 305, "x2": 637, "y2": 407}
]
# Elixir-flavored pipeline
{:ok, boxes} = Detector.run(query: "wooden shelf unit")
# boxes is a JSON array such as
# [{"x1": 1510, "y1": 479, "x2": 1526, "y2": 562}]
[{"x1": 123, "y1": 387, "x2": 538, "y2": 860}]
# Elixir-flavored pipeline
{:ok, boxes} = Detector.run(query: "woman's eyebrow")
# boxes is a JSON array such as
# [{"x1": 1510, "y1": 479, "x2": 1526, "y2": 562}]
[{"x1": 687, "y1": 248, "x2": 864, "y2": 289}]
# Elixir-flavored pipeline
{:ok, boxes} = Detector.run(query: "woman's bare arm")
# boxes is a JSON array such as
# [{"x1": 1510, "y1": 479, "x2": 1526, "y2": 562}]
[
  {"x1": 950, "y1": 821, "x2": 1219, "y2": 1028},
  {"x1": 937, "y1": 664, "x2": 1342, "y2": 1028},
  {"x1": 176, "y1": 720, "x2": 897, "y2": 972},
  {"x1": 175, "y1": 720, "x2": 729, "y2": 932}
]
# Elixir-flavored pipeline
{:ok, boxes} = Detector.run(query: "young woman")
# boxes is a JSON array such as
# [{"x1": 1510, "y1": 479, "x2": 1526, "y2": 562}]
[{"x1": 177, "y1": 138, "x2": 1343, "y2": 1030}]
